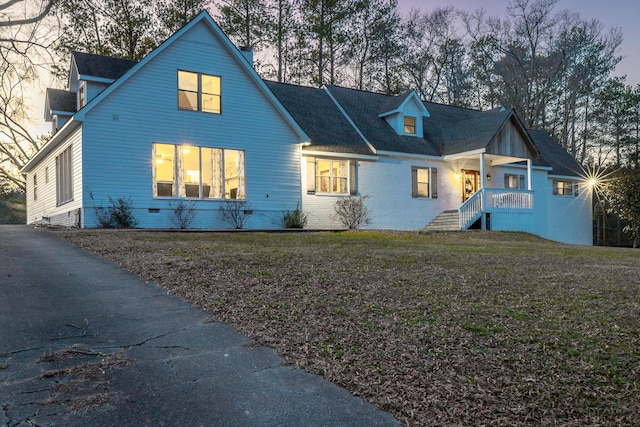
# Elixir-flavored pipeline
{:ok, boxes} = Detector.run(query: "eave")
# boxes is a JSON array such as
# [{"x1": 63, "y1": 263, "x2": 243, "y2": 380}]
[{"x1": 21, "y1": 119, "x2": 81, "y2": 173}]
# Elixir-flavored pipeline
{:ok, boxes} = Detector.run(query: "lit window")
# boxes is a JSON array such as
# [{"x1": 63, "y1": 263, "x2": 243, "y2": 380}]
[
  {"x1": 316, "y1": 159, "x2": 348, "y2": 194},
  {"x1": 404, "y1": 116, "x2": 417, "y2": 134},
  {"x1": 178, "y1": 71, "x2": 221, "y2": 114},
  {"x1": 505, "y1": 174, "x2": 525, "y2": 189},
  {"x1": 553, "y1": 180, "x2": 576, "y2": 196},
  {"x1": 152, "y1": 143, "x2": 244, "y2": 199},
  {"x1": 411, "y1": 166, "x2": 437, "y2": 198},
  {"x1": 154, "y1": 143, "x2": 175, "y2": 197}
]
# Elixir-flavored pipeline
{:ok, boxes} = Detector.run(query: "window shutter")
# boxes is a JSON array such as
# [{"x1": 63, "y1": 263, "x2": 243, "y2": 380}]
[
  {"x1": 411, "y1": 167, "x2": 418, "y2": 197},
  {"x1": 519, "y1": 175, "x2": 525, "y2": 190},
  {"x1": 504, "y1": 174, "x2": 509, "y2": 188},
  {"x1": 306, "y1": 158, "x2": 316, "y2": 193},
  {"x1": 431, "y1": 167, "x2": 438, "y2": 198},
  {"x1": 349, "y1": 161, "x2": 357, "y2": 195}
]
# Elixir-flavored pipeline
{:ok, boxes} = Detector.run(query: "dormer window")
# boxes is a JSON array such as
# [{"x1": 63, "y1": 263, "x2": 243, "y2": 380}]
[
  {"x1": 377, "y1": 90, "x2": 428, "y2": 137},
  {"x1": 78, "y1": 84, "x2": 85, "y2": 108},
  {"x1": 404, "y1": 116, "x2": 416, "y2": 135},
  {"x1": 178, "y1": 70, "x2": 221, "y2": 114}
]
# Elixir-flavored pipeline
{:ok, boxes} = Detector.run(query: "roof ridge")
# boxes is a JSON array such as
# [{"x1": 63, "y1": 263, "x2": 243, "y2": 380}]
[{"x1": 72, "y1": 50, "x2": 139, "y2": 63}]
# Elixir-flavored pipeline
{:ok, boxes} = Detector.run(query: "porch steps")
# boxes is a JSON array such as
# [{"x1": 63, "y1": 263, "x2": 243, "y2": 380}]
[{"x1": 423, "y1": 210, "x2": 461, "y2": 232}]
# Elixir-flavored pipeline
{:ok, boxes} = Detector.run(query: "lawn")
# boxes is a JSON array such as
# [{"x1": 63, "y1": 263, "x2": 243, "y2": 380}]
[{"x1": 63, "y1": 230, "x2": 640, "y2": 426}]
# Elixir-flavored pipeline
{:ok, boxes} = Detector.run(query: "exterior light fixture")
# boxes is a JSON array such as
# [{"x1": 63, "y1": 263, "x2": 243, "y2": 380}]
[{"x1": 486, "y1": 173, "x2": 491, "y2": 181}]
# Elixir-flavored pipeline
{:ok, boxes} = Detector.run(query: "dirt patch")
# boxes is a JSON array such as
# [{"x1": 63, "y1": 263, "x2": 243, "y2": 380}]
[{"x1": 38, "y1": 345, "x2": 132, "y2": 413}]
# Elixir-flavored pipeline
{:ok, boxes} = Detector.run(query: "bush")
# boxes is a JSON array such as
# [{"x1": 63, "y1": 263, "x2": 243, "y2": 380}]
[
  {"x1": 169, "y1": 200, "x2": 198, "y2": 229},
  {"x1": 219, "y1": 199, "x2": 252, "y2": 229},
  {"x1": 281, "y1": 203, "x2": 307, "y2": 228},
  {"x1": 332, "y1": 195, "x2": 372, "y2": 230},
  {"x1": 90, "y1": 192, "x2": 138, "y2": 228}
]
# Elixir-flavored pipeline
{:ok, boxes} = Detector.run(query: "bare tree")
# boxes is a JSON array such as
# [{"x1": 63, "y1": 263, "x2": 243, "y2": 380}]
[
  {"x1": 400, "y1": 6, "x2": 460, "y2": 101},
  {"x1": 0, "y1": 0, "x2": 57, "y2": 191}
]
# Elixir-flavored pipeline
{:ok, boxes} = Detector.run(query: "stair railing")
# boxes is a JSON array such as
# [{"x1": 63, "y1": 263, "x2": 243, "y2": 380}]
[{"x1": 459, "y1": 189, "x2": 484, "y2": 230}]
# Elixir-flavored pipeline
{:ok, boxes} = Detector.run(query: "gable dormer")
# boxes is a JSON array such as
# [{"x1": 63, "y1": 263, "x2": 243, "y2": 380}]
[
  {"x1": 44, "y1": 88, "x2": 77, "y2": 133},
  {"x1": 378, "y1": 90, "x2": 430, "y2": 138},
  {"x1": 69, "y1": 51, "x2": 137, "y2": 109}
]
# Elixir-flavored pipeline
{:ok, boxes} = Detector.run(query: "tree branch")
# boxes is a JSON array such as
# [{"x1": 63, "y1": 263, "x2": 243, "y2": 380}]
[{"x1": 0, "y1": 0, "x2": 55, "y2": 27}]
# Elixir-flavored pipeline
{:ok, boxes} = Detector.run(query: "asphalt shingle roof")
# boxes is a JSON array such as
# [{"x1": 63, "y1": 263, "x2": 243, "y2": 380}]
[
  {"x1": 46, "y1": 88, "x2": 76, "y2": 113},
  {"x1": 57, "y1": 49, "x2": 584, "y2": 178},
  {"x1": 268, "y1": 81, "x2": 581, "y2": 177},
  {"x1": 422, "y1": 103, "x2": 514, "y2": 155},
  {"x1": 265, "y1": 81, "x2": 374, "y2": 155},
  {"x1": 529, "y1": 129, "x2": 584, "y2": 177},
  {"x1": 324, "y1": 85, "x2": 441, "y2": 156},
  {"x1": 72, "y1": 51, "x2": 137, "y2": 80}
]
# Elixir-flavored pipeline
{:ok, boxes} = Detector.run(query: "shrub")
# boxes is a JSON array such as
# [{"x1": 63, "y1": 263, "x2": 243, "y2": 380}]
[
  {"x1": 90, "y1": 192, "x2": 138, "y2": 228},
  {"x1": 281, "y1": 203, "x2": 307, "y2": 229},
  {"x1": 169, "y1": 200, "x2": 198, "y2": 229},
  {"x1": 332, "y1": 195, "x2": 372, "y2": 230},
  {"x1": 219, "y1": 199, "x2": 252, "y2": 229}
]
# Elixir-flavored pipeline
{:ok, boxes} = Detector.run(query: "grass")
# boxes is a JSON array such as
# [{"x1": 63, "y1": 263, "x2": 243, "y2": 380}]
[{"x1": 63, "y1": 230, "x2": 640, "y2": 426}]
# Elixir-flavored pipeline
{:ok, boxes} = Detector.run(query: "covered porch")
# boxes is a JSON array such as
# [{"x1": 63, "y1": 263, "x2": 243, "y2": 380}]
[
  {"x1": 449, "y1": 151, "x2": 536, "y2": 230},
  {"x1": 441, "y1": 110, "x2": 540, "y2": 231}
]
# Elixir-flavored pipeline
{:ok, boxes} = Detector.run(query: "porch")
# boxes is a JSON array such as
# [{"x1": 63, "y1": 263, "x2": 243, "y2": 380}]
[
  {"x1": 424, "y1": 188, "x2": 534, "y2": 232},
  {"x1": 459, "y1": 188, "x2": 534, "y2": 230}
]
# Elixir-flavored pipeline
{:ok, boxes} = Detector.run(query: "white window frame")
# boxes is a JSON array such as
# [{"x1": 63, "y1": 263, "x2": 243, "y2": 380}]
[
  {"x1": 152, "y1": 143, "x2": 245, "y2": 200},
  {"x1": 411, "y1": 166, "x2": 438, "y2": 199},
  {"x1": 504, "y1": 173, "x2": 525, "y2": 190},
  {"x1": 404, "y1": 116, "x2": 417, "y2": 135},
  {"x1": 306, "y1": 158, "x2": 357, "y2": 195},
  {"x1": 552, "y1": 179, "x2": 577, "y2": 196},
  {"x1": 177, "y1": 70, "x2": 221, "y2": 114},
  {"x1": 316, "y1": 159, "x2": 349, "y2": 195}
]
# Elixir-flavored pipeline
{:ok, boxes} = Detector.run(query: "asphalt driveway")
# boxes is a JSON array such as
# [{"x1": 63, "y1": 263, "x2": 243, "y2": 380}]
[{"x1": 0, "y1": 225, "x2": 399, "y2": 426}]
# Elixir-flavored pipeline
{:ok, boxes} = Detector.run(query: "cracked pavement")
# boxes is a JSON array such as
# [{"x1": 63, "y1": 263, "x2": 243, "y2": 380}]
[{"x1": 0, "y1": 226, "x2": 399, "y2": 427}]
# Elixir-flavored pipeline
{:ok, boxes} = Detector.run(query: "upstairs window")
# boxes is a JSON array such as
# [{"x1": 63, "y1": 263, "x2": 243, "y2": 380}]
[
  {"x1": 78, "y1": 84, "x2": 85, "y2": 108},
  {"x1": 178, "y1": 71, "x2": 221, "y2": 114},
  {"x1": 404, "y1": 116, "x2": 417, "y2": 135}
]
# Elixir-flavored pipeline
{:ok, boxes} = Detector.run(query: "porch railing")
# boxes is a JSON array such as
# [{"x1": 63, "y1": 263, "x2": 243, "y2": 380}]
[
  {"x1": 459, "y1": 188, "x2": 534, "y2": 230},
  {"x1": 485, "y1": 188, "x2": 533, "y2": 211}
]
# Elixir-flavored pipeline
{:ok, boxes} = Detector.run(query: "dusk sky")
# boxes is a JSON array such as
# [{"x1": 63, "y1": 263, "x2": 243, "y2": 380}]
[
  {"x1": 26, "y1": 1, "x2": 639, "y2": 136},
  {"x1": 397, "y1": 0, "x2": 640, "y2": 85}
]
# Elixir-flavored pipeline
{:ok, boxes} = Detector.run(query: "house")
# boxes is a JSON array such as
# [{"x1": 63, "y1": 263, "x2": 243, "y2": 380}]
[
  {"x1": 266, "y1": 83, "x2": 592, "y2": 245},
  {"x1": 22, "y1": 11, "x2": 592, "y2": 245},
  {"x1": 23, "y1": 11, "x2": 308, "y2": 229}
]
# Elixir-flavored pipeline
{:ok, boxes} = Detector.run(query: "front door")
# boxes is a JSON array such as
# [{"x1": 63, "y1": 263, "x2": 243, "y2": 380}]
[{"x1": 462, "y1": 170, "x2": 480, "y2": 202}]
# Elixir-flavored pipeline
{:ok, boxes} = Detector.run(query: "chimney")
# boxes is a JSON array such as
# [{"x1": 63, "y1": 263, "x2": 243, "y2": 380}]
[{"x1": 239, "y1": 46, "x2": 254, "y2": 67}]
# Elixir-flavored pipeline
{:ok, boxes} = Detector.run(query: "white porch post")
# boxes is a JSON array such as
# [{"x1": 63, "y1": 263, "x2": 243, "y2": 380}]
[
  {"x1": 527, "y1": 159, "x2": 532, "y2": 190},
  {"x1": 480, "y1": 153, "x2": 486, "y2": 189},
  {"x1": 479, "y1": 153, "x2": 486, "y2": 230}
]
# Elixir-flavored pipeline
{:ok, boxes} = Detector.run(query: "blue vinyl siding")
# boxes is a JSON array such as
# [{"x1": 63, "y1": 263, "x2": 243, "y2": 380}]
[{"x1": 80, "y1": 20, "x2": 301, "y2": 228}]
